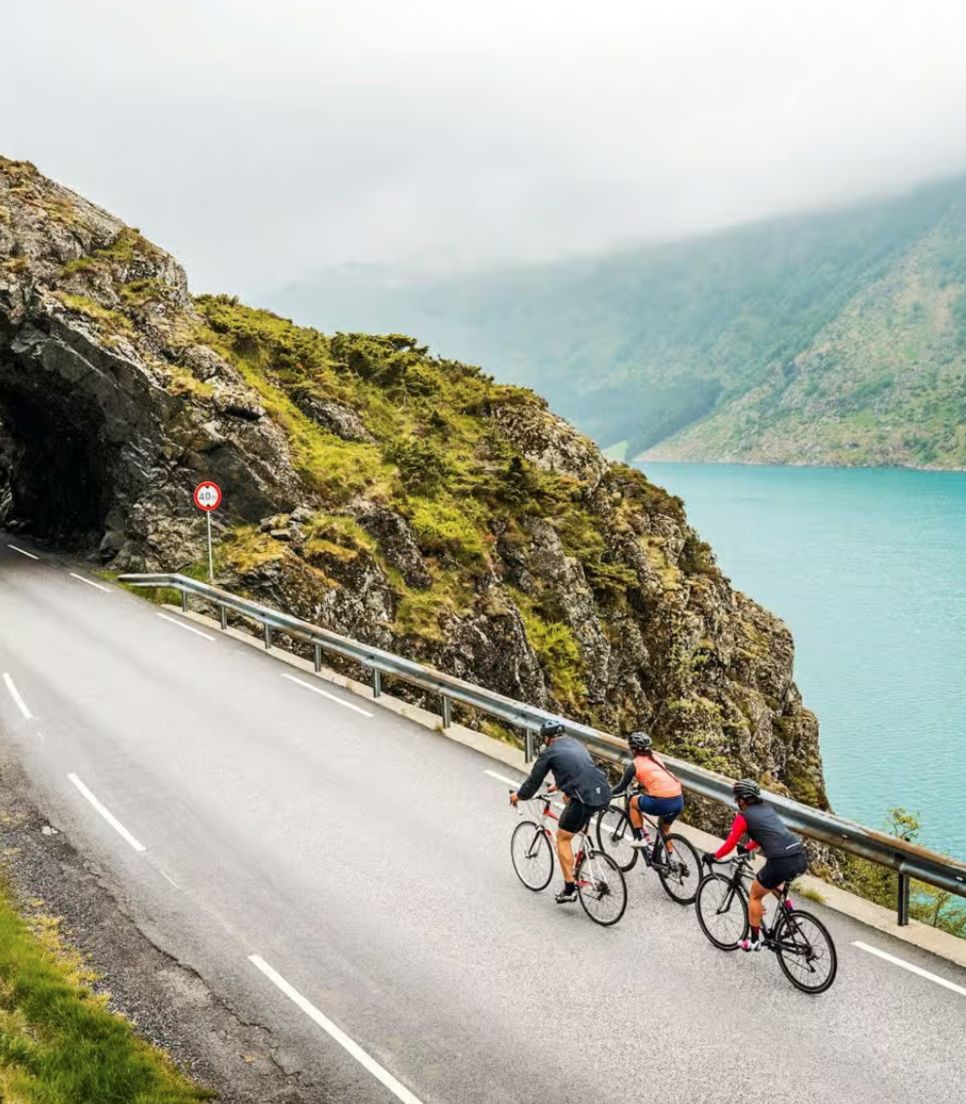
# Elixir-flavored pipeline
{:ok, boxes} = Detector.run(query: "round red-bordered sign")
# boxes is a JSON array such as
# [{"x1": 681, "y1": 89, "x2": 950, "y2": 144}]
[{"x1": 193, "y1": 481, "x2": 222, "y2": 512}]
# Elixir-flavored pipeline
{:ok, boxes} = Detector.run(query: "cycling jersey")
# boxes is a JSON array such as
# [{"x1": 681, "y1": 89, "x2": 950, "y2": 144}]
[
  {"x1": 516, "y1": 736, "x2": 611, "y2": 807},
  {"x1": 714, "y1": 800, "x2": 805, "y2": 861},
  {"x1": 614, "y1": 753, "x2": 683, "y2": 799}
]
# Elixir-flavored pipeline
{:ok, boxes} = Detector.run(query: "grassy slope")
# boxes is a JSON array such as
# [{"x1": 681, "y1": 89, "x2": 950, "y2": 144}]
[
  {"x1": 651, "y1": 196, "x2": 966, "y2": 467},
  {"x1": 0, "y1": 879, "x2": 210, "y2": 1103},
  {"x1": 194, "y1": 295, "x2": 687, "y2": 714},
  {"x1": 272, "y1": 175, "x2": 966, "y2": 468}
]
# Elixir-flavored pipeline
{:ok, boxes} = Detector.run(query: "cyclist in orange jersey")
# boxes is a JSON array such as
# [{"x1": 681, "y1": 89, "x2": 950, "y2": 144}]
[{"x1": 612, "y1": 731, "x2": 685, "y2": 855}]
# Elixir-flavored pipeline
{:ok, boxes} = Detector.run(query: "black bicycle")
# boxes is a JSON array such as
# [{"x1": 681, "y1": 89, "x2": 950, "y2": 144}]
[
  {"x1": 595, "y1": 788, "x2": 701, "y2": 904},
  {"x1": 695, "y1": 854, "x2": 838, "y2": 994}
]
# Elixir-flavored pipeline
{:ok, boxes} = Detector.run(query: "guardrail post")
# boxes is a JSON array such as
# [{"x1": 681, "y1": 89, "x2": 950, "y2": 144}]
[
  {"x1": 524, "y1": 728, "x2": 535, "y2": 762},
  {"x1": 897, "y1": 872, "x2": 911, "y2": 926},
  {"x1": 314, "y1": 644, "x2": 323, "y2": 673},
  {"x1": 372, "y1": 669, "x2": 382, "y2": 698},
  {"x1": 441, "y1": 695, "x2": 452, "y2": 729},
  {"x1": 219, "y1": 605, "x2": 228, "y2": 631},
  {"x1": 263, "y1": 623, "x2": 272, "y2": 650},
  {"x1": 180, "y1": 590, "x2": 188, "y2": 613}
]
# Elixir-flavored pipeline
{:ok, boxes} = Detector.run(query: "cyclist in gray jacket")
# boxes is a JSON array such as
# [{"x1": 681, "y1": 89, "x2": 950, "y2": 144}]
[{"x1": 510, "y1": 720, "x2": 611, "y2": 903}]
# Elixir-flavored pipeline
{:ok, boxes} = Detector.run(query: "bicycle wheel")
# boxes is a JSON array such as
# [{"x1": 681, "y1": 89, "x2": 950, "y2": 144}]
[
  {"x1": 656, "y1": 833, "x2": 702, "y2": 905},
  {"x1": 773, "y1": 909, "x2": 838, "y2": 994},
  {"x1": 575, "y1": 848, "x2": 627, "y2": 927},
  {"x1": 695, "y1": 874, "x2": 748, "y2": 950},
  {"x1": 511, "y1": 821, "x2": 554, "y2": 891},
  {"x1": 596, "y1": 805, "x2": 638, "y2": 872}
]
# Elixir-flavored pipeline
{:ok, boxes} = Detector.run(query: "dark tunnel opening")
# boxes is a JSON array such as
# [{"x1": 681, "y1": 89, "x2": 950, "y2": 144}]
[{"x1": 0, "y1": 384, "x2": 112, "y2": 550}]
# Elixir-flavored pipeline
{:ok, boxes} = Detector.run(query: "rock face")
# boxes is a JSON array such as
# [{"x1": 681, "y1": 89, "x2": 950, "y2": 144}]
[{"x1": 0, "y1": 156, "x2": 828, "y2": 815}]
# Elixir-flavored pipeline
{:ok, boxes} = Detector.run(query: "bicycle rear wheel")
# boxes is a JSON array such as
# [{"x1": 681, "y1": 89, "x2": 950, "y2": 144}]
[
  {"x1": 773, "y1": 909, "x2": 838, "y2": 994},
  {"x1": 511, "y1": 821, "x2": 554, "y2": 891},
  {"x1": 596, "y1": 805, "x2": 637, "y2": 872},
  {"x1": 656, "y1": 833, "x2": 701, "y2": 904},
  {"x1": 695, "y1": 874, "x2": 748, "y2": 950},
  {"x1": 575, "y1": 849, "x2": 627, "y2": 926}
]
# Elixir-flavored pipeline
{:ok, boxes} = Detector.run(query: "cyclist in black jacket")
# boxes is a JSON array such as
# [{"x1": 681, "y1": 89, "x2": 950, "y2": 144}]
[
  {"x1": 510, "y1": 720, "x2": 611, "y2": 903},
  {"x1": 702, "y1": 778, "x2": 808, "y2": 951}
]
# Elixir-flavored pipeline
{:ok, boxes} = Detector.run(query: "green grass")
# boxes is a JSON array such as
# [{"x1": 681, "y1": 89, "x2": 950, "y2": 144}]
[{"x1": 0, "y1": 880, "x2": 212, "y2": 1102}]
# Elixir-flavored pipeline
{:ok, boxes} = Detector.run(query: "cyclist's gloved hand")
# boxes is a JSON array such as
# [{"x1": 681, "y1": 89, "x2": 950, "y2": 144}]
[
  {"x1": 701, "y1": 851, "x2": 716, "y2": 866},
  {"x1": 736, "y1": 842, "x2": 749, "y2": 855}
]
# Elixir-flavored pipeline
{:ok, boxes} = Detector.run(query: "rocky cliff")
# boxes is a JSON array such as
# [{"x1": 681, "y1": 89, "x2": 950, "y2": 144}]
[{"x1": 0, "y1": 156, "x2": 827, "y2": 812}]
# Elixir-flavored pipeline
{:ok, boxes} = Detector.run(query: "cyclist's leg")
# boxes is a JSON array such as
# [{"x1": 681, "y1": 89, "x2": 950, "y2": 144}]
[
  {"x1": 627, "y1": 795, "x2": 645, "y2": 836},
  {"x1": 556, "y1": 799, "x2": 587, "y2": 885}
]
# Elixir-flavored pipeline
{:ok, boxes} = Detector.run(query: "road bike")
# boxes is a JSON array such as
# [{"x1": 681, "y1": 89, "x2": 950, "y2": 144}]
[
  {"x1": 695, "y1": 853, "x2": 838, "y2": 994},
  {"x1": 595, "y1": 789, "x2": 701, "y2": 904},
  {"x1": 510, "y1": 791, "x2": 628, "y2": 926}
]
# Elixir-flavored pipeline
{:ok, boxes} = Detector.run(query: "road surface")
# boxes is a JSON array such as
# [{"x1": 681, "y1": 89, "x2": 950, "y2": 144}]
[{"x1": 1, "y1": 534, "x2": 964, "y2": 1103}]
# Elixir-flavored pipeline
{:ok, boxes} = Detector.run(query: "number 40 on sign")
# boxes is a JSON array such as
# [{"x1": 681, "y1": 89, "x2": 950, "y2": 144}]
[{"x1": 193, "y1": 481, "x2": 222, "y2": 582}]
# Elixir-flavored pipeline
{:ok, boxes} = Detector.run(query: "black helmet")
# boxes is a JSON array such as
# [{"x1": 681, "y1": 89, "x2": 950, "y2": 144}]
[
  {"x1": 539, "y1": 719, "x2": 565, "y2": 744},
  {"x1": 627, "y1": 731, "x2": 652, "y2": 754},
  {"x1": 733, "y1": 778, "x2": 761, "y2": 802}
]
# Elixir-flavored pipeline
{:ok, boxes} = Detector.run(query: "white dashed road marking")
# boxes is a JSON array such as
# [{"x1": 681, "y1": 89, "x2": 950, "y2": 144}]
[
  {"x1": 69, "y1": 572, "x2": 111, "y2": 593},
  {"x1": 249, "y1": 955, "x2": 425, "y2": 1104},
  {"x1": 853, "y1": 941, "x2": 966, "y2": 997},
  {"x1": 280, "y1": 674, "x2": 374, "y2": 717},
  {"x1": 484, "y1": 769, "x2": 522, "y2": 787},
  {"x1": 156, "y1": 612, "x2": 215, "y2": 641},
  {"x1": 7, "y1": 544, "x2": 39, "y2": 560},
  {"x1": 67, "y1": 773, "x2": 147, "y2": 853},
  {"x1": 2, "y1": 672, "x2": 33, "y2": 720}
]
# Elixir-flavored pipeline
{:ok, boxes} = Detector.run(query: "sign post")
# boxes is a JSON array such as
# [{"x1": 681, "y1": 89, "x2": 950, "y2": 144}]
[{"x1": 192, "y1": 481, "x2": 223, "y2": 584}]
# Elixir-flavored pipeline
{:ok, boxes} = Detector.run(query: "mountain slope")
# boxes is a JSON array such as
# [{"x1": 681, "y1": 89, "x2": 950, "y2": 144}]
[
  {"x1": 270, "y1": 175, "x2": 966, "y2": 468},
  {"x1": 0, "y1": 155, "x2": 826, "y2": 817}
]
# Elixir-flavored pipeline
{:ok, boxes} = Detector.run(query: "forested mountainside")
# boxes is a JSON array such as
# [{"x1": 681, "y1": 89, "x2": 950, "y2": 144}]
[
  {"x1": 271, "y1": 174, "x2": 966, "y2": 469},
  {"x1": 0, "y1": 155, "x2": 826, "y2": 816}
]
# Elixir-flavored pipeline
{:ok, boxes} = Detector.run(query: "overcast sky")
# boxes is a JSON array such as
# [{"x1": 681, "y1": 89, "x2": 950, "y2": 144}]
[{"x1": 4, "y1": 1, "x2": 966, "y2": 297}]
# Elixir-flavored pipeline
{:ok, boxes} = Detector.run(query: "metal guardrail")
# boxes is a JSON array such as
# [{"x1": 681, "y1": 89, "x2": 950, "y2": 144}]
[{"x1": 120, "y1": 572, "x2": 966, "y2": 926}]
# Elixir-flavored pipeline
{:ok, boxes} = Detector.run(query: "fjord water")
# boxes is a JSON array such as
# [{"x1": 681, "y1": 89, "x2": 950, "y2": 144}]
[{"x1": 643, "y1": 462, "x2": 966, "y2": 859}]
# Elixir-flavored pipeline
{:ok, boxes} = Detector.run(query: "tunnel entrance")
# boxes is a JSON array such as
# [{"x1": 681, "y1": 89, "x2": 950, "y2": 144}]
[{"x1": 0, "y1": 382, "x2": 112, "y2": 550}]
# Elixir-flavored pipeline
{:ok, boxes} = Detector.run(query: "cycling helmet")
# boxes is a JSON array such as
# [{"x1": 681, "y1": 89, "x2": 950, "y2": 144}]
[
  {"x1": 627, "y1": 730, "x2": 653, "y2": 754},
  {"x1": 732, "y1": 778, "x2": 761, "y2": 802},
  {"x1": 538, "y1": 719, "x2": 565, "y2": 744}
]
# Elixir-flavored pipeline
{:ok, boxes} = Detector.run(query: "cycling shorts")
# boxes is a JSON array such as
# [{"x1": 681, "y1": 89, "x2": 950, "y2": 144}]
[
  {"x1": 757, "y1": 849, "x2": 808, "y2": 889},
  {"x1": 636, "y1": 793, "x2": 685, "y2": 825},
  {"x1": 558, "y1": 798, "x2": 605, "y2": 833}
]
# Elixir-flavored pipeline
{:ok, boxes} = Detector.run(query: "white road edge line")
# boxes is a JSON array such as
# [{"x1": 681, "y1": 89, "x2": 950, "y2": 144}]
[
  {"x1": 67, "y1": 773, "x2": 147, "y2": 853},
  {"x1": 853, "y1": 941, "x2": 966, "y2": 997},
  {"x1": 159, "y1": 869, "x2": 180, "y2": 889},
  {"x1": 280, "y1": 673, "x2": 374, "y2": 718},
  {"x1": 157, "y1": 612, "x2": 215, "y2": 641},
  {"x1": 7, "y1": 544, "x2": 39, "y2": 560},
  {"x1": 483, "y1": 769, "x2": 571, "y2": 815},
  {"x1": 249, "y1": 955, "x2": 425, "y2": 1104},
  {"x1": 2, "y1": 672, "x2": 33, "y2": 720},
  {"x1": 484, "y1": 769, "x2": 521, "y2": 787},
  {"x1": 69, "y1": 572, "x2": 111, "y2": 593}
]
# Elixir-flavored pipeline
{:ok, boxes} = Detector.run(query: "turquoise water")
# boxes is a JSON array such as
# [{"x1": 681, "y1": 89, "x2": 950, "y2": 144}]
[{"x1": 642, "y1": 463, "x2": 966, "y2": 860}]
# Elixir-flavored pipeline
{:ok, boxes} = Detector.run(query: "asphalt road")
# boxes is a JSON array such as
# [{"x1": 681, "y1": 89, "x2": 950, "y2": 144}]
[{"x1": 1, "y1": 533, "x2": 965, "y2": 1103}]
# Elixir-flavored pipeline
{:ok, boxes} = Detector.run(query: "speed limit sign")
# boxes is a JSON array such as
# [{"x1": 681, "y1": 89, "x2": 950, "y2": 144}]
[{"x1": 193, "y1": 481, "x2": 222, "y2": 512}]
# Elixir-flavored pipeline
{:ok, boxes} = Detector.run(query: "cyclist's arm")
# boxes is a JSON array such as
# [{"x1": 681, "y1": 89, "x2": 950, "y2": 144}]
[
  {"x1": 611, "y1": 759, "x2": 635, "y2": 796},
  {"x1": 713, "y1": 813, "x2": 757, "y2": 859},
  {"x1": 516, "y1": 747, "x2": 553, "y2": 801}
]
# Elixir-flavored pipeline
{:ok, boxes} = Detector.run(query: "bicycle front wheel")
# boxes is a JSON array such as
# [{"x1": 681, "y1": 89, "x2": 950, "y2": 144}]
[
  {"x1": 511, "y1": 821, "x2": 554, "y2": 891},
  {"x1": 773, "y1": 909, "x2": 838, "y2": 994},
  {"x1": 657, "y1": 833, "x2": 702, "y2": 905},
  {"x1": 596, "y1": 805, "x2": 637, "y2": 872},
  {"x1": 575, "y1": 849, "x2": 627, "y2": 926},
  {"x1": 695, "y1": 874, "x2": 748, "y2": 950}
]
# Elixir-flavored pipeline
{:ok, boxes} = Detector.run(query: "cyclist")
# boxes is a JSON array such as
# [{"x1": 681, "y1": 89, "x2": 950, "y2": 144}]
[
  {"x1": 510, "y1": 719, "x2": 612, "y2": 904},
  {"x1": 702, "y1": 778, "x2": 808, "y2": 951},
  {"x1": 612, "y1": 731, "x2": 684, "y2": 855}
]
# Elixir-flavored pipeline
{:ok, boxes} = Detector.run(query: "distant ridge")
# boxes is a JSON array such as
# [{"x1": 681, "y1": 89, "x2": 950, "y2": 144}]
[{"x1": 271, "y1": 174, "x2": 966, "y2": 470}]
